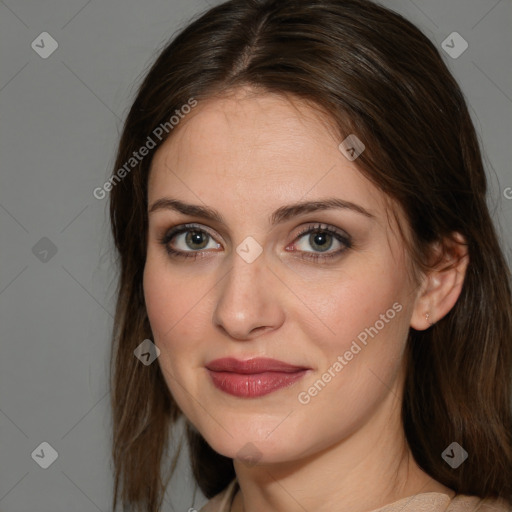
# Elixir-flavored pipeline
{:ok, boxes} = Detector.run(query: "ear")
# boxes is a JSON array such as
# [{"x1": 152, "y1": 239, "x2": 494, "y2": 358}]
[{"x1": 410, "y1": 232, "x2": 469, "y2": 330}]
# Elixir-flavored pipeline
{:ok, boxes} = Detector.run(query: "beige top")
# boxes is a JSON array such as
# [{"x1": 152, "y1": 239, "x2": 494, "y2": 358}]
[{"x1": 199, "y1": 479, "x2": 511, "y2": 512}]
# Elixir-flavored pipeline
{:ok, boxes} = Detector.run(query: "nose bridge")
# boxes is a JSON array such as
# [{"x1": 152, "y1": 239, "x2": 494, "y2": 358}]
[
  {"x1": 212, "y1": 245, "x2": 283, "y2": 339},
  {"x1": 217, "y1": 247, "x2": 265, "y2": 317}
]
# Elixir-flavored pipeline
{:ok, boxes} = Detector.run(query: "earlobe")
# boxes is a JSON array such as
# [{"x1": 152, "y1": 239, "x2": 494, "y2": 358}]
[{"x1": 410, "y1": 233, "x2": 469, "y2": 331}]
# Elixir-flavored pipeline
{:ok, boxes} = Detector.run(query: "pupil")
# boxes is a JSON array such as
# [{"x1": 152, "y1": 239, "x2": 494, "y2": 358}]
[
  {"x1": 186, "y1": 231, "x2": 208, "y2": 249},
  {"x1": 310, "y1": 232, "x2": 332, "y2": 252}
]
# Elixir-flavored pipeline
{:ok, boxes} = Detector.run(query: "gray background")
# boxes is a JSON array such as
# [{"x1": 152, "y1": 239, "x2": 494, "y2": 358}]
[{"x1": 0, "y1": 0, "x2": 511, "y2": 511}]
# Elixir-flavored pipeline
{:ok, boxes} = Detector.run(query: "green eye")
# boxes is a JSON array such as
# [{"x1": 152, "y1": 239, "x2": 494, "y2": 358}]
[{"x1": 159, "y1": 222, "x2": 352, "y2": 262}]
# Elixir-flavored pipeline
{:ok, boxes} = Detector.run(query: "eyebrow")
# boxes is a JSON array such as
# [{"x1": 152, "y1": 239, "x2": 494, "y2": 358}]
[{"x1": 148, "y1": 197, "x2": 374, "y2": 225}]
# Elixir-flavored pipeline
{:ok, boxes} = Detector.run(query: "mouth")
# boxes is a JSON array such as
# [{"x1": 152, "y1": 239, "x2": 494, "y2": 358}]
[{"x1": 205, "y1": 357, "x2": 310, "y2": 398}]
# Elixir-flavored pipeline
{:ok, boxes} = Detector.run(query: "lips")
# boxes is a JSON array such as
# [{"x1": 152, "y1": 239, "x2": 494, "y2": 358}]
[
  {"x1": 206, "y1": 357, "x2": 308, "y2": 373},
  {"x1": 205, "y1": 357, "x2": 310, "y2": 398}
]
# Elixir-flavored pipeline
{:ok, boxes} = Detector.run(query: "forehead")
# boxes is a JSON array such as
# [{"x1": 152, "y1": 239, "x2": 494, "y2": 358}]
[
  {"x1": 147, "y1": 88, "x2": 386, "y2": 215},
  {"x1": 154, "y1": 91, "x2": 335, "y2": 167}
]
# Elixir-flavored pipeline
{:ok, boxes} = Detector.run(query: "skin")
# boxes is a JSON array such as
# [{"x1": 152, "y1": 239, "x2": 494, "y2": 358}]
[{"x1": 143, "y1": 87, "x2": 468, "y2": 512}]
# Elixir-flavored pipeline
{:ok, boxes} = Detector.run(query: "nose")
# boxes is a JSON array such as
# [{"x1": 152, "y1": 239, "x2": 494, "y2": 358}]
[{"x1": 212, "y1": 248, "x2": 286, "y2": 341}]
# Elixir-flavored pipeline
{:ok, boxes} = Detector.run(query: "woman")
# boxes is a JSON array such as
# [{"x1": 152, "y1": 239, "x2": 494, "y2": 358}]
[{"x1": 108, "y1": 0, "x2": 512, "y2": 511}]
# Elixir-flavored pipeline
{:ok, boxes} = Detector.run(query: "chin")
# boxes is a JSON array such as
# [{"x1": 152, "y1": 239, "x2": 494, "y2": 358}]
[{"x1": 199, "y1": 423, "x2": 309, "y2": 468}]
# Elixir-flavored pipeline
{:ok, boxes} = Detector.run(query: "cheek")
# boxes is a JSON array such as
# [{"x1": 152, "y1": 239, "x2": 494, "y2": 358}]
[
  {"x1": 301, "y1": 256, "x2": 409, "y2": 352},
  {"x1": 293, "y1": 255, "x2": 413, "y2": 416},
  {"x1": 329, "y1": 284, "x2": 402, "y2": 343},
  {"x1": 142, "y1": 259, "x2": 209, "y2": 410},
  {"x1": 143, "y1": 261, "x2": 175, "y2": 338},
  {"x1": 143, "y1": 257, "x2": 198, "y2": 345},
  {"x1": 143, "y1": 254, "x2": 219, "y2": 369},
  {"x1": 293, "y1": 270, "x2": 409, "y2": 434}
]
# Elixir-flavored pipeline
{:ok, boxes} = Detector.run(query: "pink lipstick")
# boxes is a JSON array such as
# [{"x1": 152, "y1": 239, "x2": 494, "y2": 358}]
[{"x1": 205, "y1": 357, "x2": 309, "y2": 398}]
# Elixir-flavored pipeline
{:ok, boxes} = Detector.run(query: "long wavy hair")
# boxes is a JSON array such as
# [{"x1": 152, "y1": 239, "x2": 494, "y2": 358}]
[{"x1": 108, "y1": 0, "x2": 512, "y2": 510}]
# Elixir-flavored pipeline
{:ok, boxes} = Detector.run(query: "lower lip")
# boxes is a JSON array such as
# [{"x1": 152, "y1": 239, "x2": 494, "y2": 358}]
[{"x1": 207, "y1": 369, "x2": 308, "y2": 398}]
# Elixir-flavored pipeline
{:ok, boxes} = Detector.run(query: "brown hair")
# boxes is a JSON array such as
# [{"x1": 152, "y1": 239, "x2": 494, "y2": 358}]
[{"x1": 108, "y1": 0, "x2": 512, "y2": 510}]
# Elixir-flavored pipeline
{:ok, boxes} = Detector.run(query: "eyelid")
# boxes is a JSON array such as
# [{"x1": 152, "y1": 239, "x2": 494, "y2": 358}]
[
  {"x1": 291, "y1": 223, "x2": 351, "y2": 243},
  {"x1": 159, "y1": 222, "x2": 220, "y2": 244},
  {"x1": 160, "y1": 222, "x2": 349, "y2": 243},
  {"x1": 158, "y1": 221, "x2": 352, "y2": 260},
  {"x1": 161, "y1": 222, "x2": 216, "y2": 240},
  {"x1": 286, "y1": 223, "x2": 352, "y2": 258}
]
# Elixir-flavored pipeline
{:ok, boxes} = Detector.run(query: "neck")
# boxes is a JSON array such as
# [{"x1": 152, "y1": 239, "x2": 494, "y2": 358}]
[{"x1": 230, "y1": 384, "x2": 453, "y2": 512}]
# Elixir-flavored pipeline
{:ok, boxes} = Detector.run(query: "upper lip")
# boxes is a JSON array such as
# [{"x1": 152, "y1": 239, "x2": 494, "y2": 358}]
[{"x1": 206, "y1": 357, "x2": 309, "y2": 374}]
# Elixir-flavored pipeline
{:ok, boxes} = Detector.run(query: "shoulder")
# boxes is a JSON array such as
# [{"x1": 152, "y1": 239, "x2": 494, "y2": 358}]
[
  {"x1": 198, "y1": 479, "x2": 238, "y2": 512},
  {"x1": 372, "y1": 492, "x2": 511, "y2": 512},
  {"x1": 196, "y1": 487, "x2": 512, "y2": 512},
  {"x1": 447, "y1": 495, "x2": 511, "y2": 512}
]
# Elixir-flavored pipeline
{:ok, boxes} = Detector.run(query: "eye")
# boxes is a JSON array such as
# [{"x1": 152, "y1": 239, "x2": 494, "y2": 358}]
[
  {"x1": 287, "y1": 223, "x2": 352, "y2": 261},
  {"x1": 158, "y1": 223, "x2": 221, "y2": 259},
  {"x1": 158, "y1": 222, "x2": 352, "y2": 262}
]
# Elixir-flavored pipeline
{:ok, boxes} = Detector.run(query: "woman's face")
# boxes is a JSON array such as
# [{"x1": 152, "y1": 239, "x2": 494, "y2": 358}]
[{"x1": 144, "y1": 87, "x2": 421, "y2": 465}]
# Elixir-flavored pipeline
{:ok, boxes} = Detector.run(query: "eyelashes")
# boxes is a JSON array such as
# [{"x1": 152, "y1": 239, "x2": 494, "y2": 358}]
[
  {"x1": 158, "y1": 223, "x2": 220, "y2": 261},
  {"x1": 291, "y1": 224, "x2": 352, "y2": 261},
  {"x1": 157, "y1": 222, "x2": 353, "y2": 262}
]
